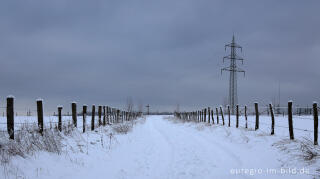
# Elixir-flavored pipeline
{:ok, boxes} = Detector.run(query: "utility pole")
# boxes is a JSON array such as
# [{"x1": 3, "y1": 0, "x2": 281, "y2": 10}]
[
  {"x1": 221, "y1": 35, "x2": 245, "y2": 114},
  {"x1": 146, "y1": 104, "x2": 150, "y2": 115},
  {"x1": 277, "y1": 82, "x2": 281, "y2": 114}
]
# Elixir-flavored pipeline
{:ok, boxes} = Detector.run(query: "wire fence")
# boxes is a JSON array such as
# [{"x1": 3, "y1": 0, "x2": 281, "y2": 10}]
[
  {"x1": 1, "y1": 97, "x2": 143, "y2": 140},
  {"x1": 174, "y1": 101, "x2": 319, "y2": 145}
]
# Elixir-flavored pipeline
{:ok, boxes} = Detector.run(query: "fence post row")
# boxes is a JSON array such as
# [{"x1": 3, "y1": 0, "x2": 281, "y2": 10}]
[
  {"x1": 2, "y1": 96, "x2": 317, "y2": 144},
  {"x1": 173, "y1": 101, "x2": 317, "y2": 145},
  {"x1": 3, "y1": 97, "x2": 141, "y2": 140}
]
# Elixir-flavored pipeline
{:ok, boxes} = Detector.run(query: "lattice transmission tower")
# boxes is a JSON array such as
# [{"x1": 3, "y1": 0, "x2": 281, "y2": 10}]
[{"x1": 221, "y1": 35, "x2": 245, "y2": 114}]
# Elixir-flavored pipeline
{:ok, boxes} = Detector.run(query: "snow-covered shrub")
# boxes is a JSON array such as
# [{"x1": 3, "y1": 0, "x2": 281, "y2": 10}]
[
  {"x1": 63, "y1": 122, "x2": 75, "y2": 136},
  {"x1": 112, "y1": 123, "x2": 132, "y2": 134},
  {"x1": 299, "y1": 138, "x2": 320, "y2": 162},
  {"x1": 0, "y1": 123, "x2": 63, "y2": 165},
  {"x1": 273, "y1": 138, "x2": 320, "y2": 164}
]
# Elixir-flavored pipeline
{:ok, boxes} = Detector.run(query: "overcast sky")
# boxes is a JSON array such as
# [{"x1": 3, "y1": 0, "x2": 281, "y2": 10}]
[{"x1": 0, "y1": 0, "x2": 319, "y2": 114}]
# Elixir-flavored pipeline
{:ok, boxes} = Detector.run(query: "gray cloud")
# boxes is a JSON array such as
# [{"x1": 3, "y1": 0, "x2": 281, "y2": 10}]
[{"x1": 0, "y1": 0, "x2": 319, "y2": 114}]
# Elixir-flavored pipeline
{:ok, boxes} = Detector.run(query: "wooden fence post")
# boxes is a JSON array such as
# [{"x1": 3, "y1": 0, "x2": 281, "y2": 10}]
[
  {"x1": 122, "y1": 111, "x2": 125, "y2": 122},
  {"x1": 37, "y1": 99, "x2": 44, "y2": 135},
  {"x1": 220, "y1": 106, "x2": 225, "y2": 125},
  {"x1": 115, "y1": 109, "x2": 117, "y2": 122},
  {"x1": 288, "y1": 101, "x2": 294, "y2": 140},
  {"x1": 107, "y1": 106, "x2": 110, "y2": 124},
  {"x1": 91, "y1": 105, "x2": 95, "y2": 131},
  {"x1": 109, "y1": 107, "x2": 112, "y2": 124},
  {"x1": 255, "y1": 102, "x2": 259, "y2": 130},
  {"x1": 126, "y1": 112, "x2": 129, "y2": 121},
  {"x1": 103, "y1": 106, "x2": 106, "y2": 126},
  {"x1": 98, "y1": 106, "x2": 102, "y2": 126},
  {"x1": 197, "y1": 111, "x2": 199, "y2": 122},
  {"x1": 116, "y1": 109, "x2": 118, "y2": 123},
  {"x1": 83, "y1": 105, "x2": 87, "y2": 133},
  {"x1": 245, "y1": 105, "x2": 248, "y2": 129},
  {"x1": 313, "y1": 102, "x2": 318, "y2": 145},
  {"x1": 228, "y1": 105, "x2": 231, "y2": 127},
  {"x1": 202, "y1": 110, "x2": 204, "y2": 122},
  {"x1": 269, "y1": 103, "x2": 275, "y2": 135},
  {"x1": 117, "y1": 109, "x2": 120, "y2": 123},
  {"x1": 216, "y1": 108, "x2": 219, "y2": 124},
  {"x1": 72, "y1": 102, "x2": 77, "y2": 128},
  {"x1": 7, "y1": 96, "x2": 14, "y2": 140},
  {"x1": 236, "y1": 105, "x2": 239, "y2": 128},
  {"x1": 112, "y1": 108, "x2": 115, "y2": 123},
  {"x1": 106, "y1": 106, "x2": 109, "y2": 124},
  {"x1": 211, "y1": 110, "x2": 214, "y2": 124},
  {"x1": 208, "y1": 107, "x2": 211, "y2": 123},
  {"x1": 110, "y1": 108, "x2": 112, "y2": 123},
  {"x1": 58, "y1": 106, "x2": 62, "y2": 132}
]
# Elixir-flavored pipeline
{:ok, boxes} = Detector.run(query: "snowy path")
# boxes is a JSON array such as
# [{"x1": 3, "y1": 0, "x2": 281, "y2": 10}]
[
  {"x1": 62, "y1": 116, "x2": 312, "y2": 179},
  {"x1": 149, "y1": 116, "x2": 247, "y2": 179},
  {"x1": 2, "y1": 115, "x2": 317, "y2": 179}
]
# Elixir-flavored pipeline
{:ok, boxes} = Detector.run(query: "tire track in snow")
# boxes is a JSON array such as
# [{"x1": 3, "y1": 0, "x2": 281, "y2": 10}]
[
  {"x1": 186, "y1": 126, "x2": 254, "y2": 179},
  {"x1": 152, "y1": 119, "x2": 209, "y2": 179},
  {"x1": 151, "y1": 116, "x2": 251, "y2": 179},
  {"x1": 142, "y1": 117, "x2": 175, "y2": 179}
]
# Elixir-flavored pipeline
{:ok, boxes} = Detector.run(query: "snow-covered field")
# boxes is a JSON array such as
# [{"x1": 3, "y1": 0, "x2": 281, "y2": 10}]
[{"x1": 0, "y1": 115, "x2": 319, "y2": 179}]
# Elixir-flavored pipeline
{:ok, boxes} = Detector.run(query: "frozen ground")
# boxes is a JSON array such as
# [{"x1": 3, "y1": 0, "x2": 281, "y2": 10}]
[{"x1": 0, "y1": 115, "x2": 319, "y2": 179}]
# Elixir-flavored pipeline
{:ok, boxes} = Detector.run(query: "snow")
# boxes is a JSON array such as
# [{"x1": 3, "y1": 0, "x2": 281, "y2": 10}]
[
  {"x1": 6, "y1": 95, "x2": 15, "y2": 99},
  {"x1": 0, "y1": 115, "x2": 319, "y2": 179}
]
